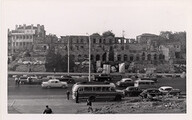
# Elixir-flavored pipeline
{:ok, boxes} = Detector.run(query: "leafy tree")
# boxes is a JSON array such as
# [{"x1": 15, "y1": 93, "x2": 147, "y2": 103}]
[
  {"x1": 45, "y1": 49, "x2": 75, "y2": 72},
  {"x1": 102, "y1": 31, "x2": 115, "y2": 37},
  {"x1": 45, "y1": 49, "x2": 57, "y2": 72}
]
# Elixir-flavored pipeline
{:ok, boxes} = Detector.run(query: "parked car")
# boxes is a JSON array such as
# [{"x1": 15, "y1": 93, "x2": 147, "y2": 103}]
[
  {"x1": 140, "y1": 88, "x2": 163, "y2": 100},
  {"x1": 41, "y1": 79, "x2": 68, "y2": 88},
  {"x1": 94, "y1": 74, "x2": 112, "y2": 82},
  {"x1": 57, "y1": 76, "x2": 75, "y2": 84},
  {"x1": 19, "y1": 76, "x2": 28, "y2": 84},
  {"x1": 123, "y1": 86, "x2": 143, "y2": 96},
  {"x1": 158, "y1": 86, "x2": 181, "y2": 96},
  {"x1": 138, "y1": 77, "x2": 158, "y2": 83},
  {"x1": 116, "y1": 78, "x2": 134, "y2": 87},
  {"x1": 27, "y1": 76, "x2": 42, "y2": 84}
]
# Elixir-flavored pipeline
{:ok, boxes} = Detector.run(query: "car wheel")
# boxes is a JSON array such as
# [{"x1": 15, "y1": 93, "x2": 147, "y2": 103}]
[
  {"x1": 114, "y1": 95, "x2": 122, "y2": 101},
  {"x1": 47, "y1": 86, "x2": 51, "y2": 89},
  {"x1": 89, "y1": 96, "x2": 96, "y2": 102}
]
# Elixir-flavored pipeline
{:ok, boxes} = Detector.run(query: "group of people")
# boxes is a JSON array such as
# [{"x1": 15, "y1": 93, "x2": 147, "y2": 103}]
[{"x1": 15, "y1": 77, "x2": 20, "y2": 85}]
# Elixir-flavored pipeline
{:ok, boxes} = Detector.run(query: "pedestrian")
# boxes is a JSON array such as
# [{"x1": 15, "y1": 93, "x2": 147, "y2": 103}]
[
  {"x1": 43, "y1": 105, "x2": 53, "y2": 114},
  {"x1": 87, "y1": 99, "x2": 93, "y2": 113},
  {"x1": 15, "y1": 77, "x2": 18, "y2": 85},
  {"x1": 66, "y1": 90, "x2": 70, "y2": 100},
  {"x1": 76, "y1": 91, "x2": 79, "y2": 103}
]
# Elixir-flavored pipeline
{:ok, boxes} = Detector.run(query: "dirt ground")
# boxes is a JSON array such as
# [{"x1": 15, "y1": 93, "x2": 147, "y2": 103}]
[{"x1": 77, "y1": 96, "x2": 186, "y2": 114}]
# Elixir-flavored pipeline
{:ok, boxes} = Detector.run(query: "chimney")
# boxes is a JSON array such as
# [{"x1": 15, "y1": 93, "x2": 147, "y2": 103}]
[
  {"x1": 15, "y1": 25, "x2": 18, "y2": 29},
  {"x1": 37, "y1": 24, "x2": 40, "y2": 33},
  {"x1": 31, "y1": 24, "x2": 33, "y2": 29},
  {"x1": 23, "y1": 24, "x2": 26, "y2": 29}
]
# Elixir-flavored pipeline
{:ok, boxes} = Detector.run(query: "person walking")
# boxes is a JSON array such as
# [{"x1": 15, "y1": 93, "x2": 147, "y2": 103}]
[
  {"x1": 76, "y1": 91, "x2": 79, "y2": 103},
  {"x1": 87, "y1": 99, "x2": 93, "y2": 113},
  {"x1": 43, "y1": 105, "x2": 53, "y2": 114},
  {"x1": 15, "y1": 77, "x2": 18, "y2": 85},
  {"x1": 66, "y1": 90, "x2": 70, "y2": 100}
]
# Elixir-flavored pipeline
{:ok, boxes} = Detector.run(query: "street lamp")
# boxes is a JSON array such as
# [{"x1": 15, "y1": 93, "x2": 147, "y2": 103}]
[{"x1": 86, "y1": 33, "x2": 91, "y2": 82}]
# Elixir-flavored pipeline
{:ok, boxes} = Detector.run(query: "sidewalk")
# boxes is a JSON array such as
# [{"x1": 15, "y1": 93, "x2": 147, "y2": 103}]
[{"x1": 8, "y1": 98, "x2": 111, "y2": 114}]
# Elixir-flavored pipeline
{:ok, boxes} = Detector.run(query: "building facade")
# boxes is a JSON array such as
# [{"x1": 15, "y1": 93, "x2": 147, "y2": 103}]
[{"x1": 8, "y1": 24, "x2": 46, "y2": 55}]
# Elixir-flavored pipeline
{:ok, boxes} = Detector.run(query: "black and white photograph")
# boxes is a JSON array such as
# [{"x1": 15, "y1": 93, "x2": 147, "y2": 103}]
[{"x1": 1, "y1": 0, "x2": 192, "y2": 120}]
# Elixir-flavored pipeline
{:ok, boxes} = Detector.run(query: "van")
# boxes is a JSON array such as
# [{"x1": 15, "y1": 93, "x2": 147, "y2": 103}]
[{"x1": 134, "y1": 80, "x2": 156, "y2": 90}]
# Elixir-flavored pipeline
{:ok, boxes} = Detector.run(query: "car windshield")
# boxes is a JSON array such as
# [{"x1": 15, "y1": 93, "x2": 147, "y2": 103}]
[{"x1": 164, "y1": 88, "x2": 172, "y2": 91}]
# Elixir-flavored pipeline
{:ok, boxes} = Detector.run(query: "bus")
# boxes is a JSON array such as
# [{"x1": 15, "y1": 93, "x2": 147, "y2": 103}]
[
  {"x1": 134, "y1": 80, "x2": 156, "y2": 90},
  {"x1": 72, "y1": 82, "x2": 124, "y2": 103}
]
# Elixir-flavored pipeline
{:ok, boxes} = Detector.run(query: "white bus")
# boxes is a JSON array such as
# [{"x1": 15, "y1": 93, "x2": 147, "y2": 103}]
[
  {"x1": 134, "y1": 80, "x2": 156, "y2": 90},
  {"x1": 72, "y1": 82, "x2": 124, "y2": 103}
]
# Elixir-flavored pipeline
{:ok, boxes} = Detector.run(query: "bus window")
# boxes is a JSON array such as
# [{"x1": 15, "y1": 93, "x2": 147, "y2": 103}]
[
  {"x1": 95, "y1": 87, "x2": 102, "y2": 92},
  {"x1": 110, "y1": 87, "x2": 115, "y2": 91},
  {"x1": 78, "y1": 87, "x2": 83, "y2": 92},
  {"x1": 84, "y1": 87, "x2": 92, "y2": 91},
  {"x1": 102, "y1": 87, "x2": 110, "y2": 91}
]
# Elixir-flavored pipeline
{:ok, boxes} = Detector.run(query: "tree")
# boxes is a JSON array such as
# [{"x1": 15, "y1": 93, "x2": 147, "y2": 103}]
[
  {"x1": 45, "y1": 49, "x2": 57, "y2": 72},
  {"x1": 102, "y1": 31, "x2": 115, "y2": 37},
  {"x1": 160, "y1": 31, "x2": 173, "y2": 40}
]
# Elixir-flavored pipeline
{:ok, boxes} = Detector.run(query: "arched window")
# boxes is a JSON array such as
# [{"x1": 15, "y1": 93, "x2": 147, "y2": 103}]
[
  {"x1": 142, "y1": 52, "x2": 145, "y2": 60},
  {"x1": 136, "y1": 54, "x2": 140, "y2": 61},
  {"x1": 159, "y1": 54, "x2": 164, "y2": 60},
  {"x1": 78, "y1": 54, "x2": 81, "y2": 58},
  {"x1": 84, "y1": 55, "x2": 88, "y2": 59},
  {"x1": 91, "y1": 55, "x2": 94, "y2": 61},
  {"x1": 102, "y1": 53, "x2": 106, "y2": 61},
  {"x1": 124, "y1": 54, "x2": 127, "y2": 61},
  {"x1": 96, "y1": 54, "x2": 100, "y2": 61},
  {"x1": 117, "y1": 55, "x2": 121, "y2": 61},
  {"x1": 147, "y1": 54, "x2": 151, "y2": 60},
  {"x1": 130, "y1": 54, "x2": 134, "y2": 61},
  {"x1": 154, "y1": 54, "x2": 157, "y2": 60}
]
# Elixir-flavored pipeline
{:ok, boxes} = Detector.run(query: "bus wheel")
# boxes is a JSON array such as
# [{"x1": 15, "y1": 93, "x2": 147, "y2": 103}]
[
  {"x1": 115, "y1": 95, "x2": 122, "y2": 101},
  {"x1": 89, "y1": 96, "x2": 96, "y2": 102}
]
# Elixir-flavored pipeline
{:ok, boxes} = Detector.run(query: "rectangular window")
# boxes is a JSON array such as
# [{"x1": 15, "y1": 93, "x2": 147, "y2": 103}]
[
  {"x1": 84, "y1": 87, "x2": 92, "y2": 91},
  {"x1": 95, "y1": 87, "x2": 101, "y2": 91},
  {"x1": 102, "y1": 87, "x2": 110, "y2": 91},
  {"x1": 78, "y1": 87, "x2": 83, "y2": 92},
  {"x1": 76, "y1": 46, "x2": 79, "y2": 50}
]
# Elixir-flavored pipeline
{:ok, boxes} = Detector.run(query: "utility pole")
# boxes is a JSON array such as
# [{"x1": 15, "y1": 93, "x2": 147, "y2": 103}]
[
  {"x1": 87, "y1": 33, "x2": 91, "y2": 82},
  {"x1": 68, "y1": 36, "x2": 70, "y2": 76}
]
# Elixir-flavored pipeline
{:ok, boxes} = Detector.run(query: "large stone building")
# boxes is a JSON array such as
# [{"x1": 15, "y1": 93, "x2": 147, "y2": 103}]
[
  {"x1": 8, "y1": 24, "x2": 46, "y2": 55},
  {"x1": 55, "y1": 33, "x2": 168, "y2": 65}
]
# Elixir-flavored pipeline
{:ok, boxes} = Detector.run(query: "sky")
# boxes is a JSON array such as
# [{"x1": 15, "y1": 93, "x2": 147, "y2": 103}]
[{"x1": 2, "y1": 0, "x2": 191, "y2": 38}]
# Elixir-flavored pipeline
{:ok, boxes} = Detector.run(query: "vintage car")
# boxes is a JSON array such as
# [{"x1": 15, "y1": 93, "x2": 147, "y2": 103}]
[
  {"x1": 57, "y1": 76, "x2": 76, "y2": 84},
  {"x1": 94, "y1": 74, "x2": 112, "y2": 82},
  {"x1": 158, "y1": 86, "x2": 181, "y2": 96},
  {"x1": 116, "y1": 78, "x2": 134, "y2": 87},
  {"x1": 140, "y1": 88, "x2": 163, "y2": 100},
  {"x1": 124, "y1": 86, "x2": 143, "y2": 96},
  {"x1": 19, "y1": 76, "x2": 29, "y2": 84},
  {"x1": 41, "y1": 79, "x2": 68, "y2": 88}
]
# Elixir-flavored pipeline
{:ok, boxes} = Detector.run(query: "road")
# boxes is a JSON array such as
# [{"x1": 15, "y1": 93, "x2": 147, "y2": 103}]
[{"x1": 7, "y1": 76, "x2": 186, "y2": 114}]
